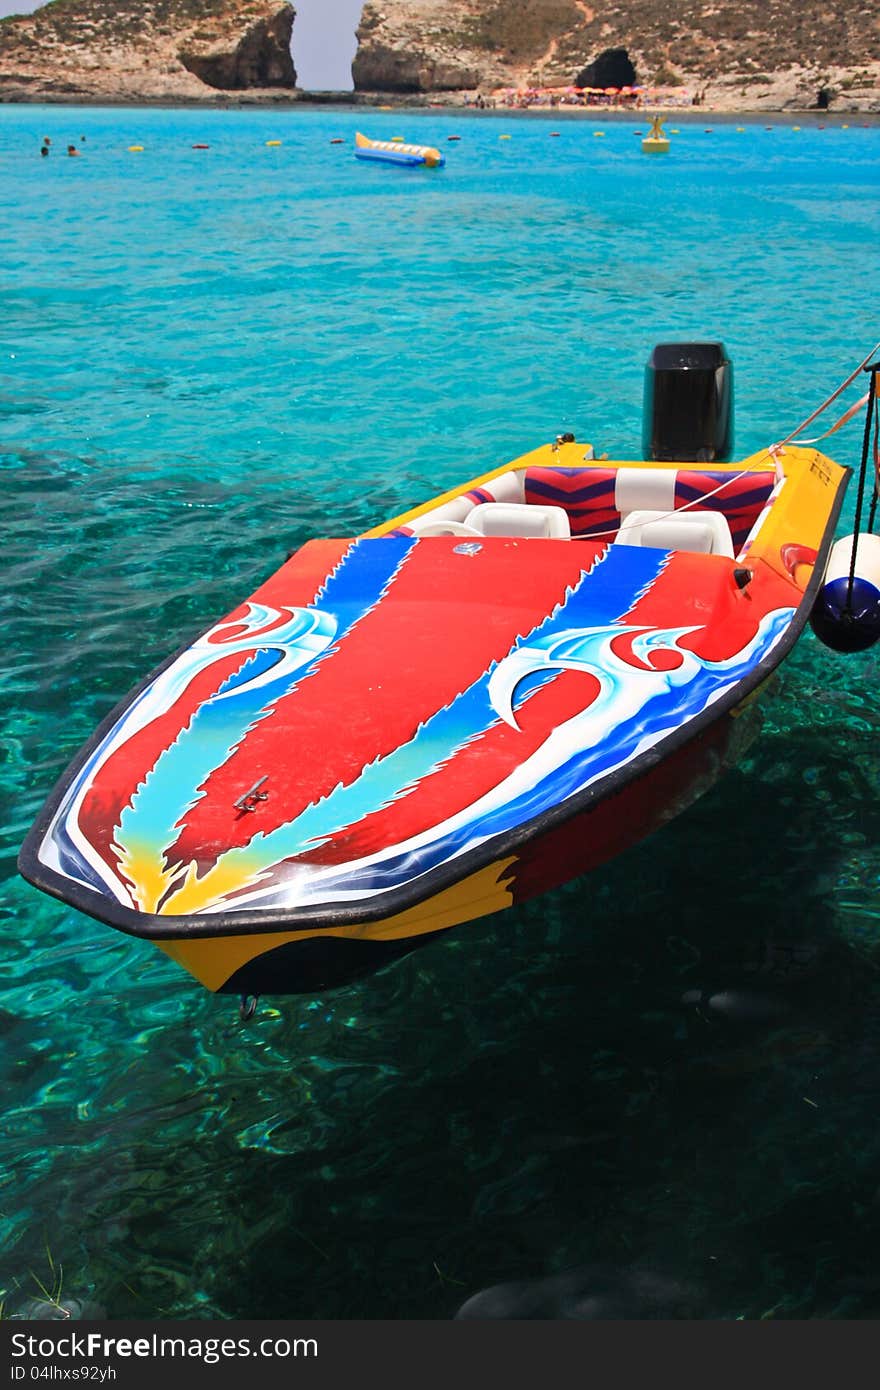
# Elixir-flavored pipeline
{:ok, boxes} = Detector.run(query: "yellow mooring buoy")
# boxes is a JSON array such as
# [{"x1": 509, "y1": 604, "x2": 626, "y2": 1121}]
[{"x1": 642, "y1": 116, "x2": 670, "y2": 153}]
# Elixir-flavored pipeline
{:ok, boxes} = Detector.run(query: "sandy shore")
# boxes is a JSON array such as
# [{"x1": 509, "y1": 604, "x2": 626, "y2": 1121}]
[{"x1": 3, "y1": 94, "x2": 878, "y2": 120}]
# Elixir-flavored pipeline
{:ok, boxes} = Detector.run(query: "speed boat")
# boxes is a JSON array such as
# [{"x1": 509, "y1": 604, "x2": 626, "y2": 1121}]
[{"x1": 18, "y1": 345, "x2": 859, "y2": 1000}]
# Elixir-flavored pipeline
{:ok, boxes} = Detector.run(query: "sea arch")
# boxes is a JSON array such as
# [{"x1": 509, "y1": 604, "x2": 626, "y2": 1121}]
[{"x1": 290, "y1": 0, "x2": 363, "y2": 93}]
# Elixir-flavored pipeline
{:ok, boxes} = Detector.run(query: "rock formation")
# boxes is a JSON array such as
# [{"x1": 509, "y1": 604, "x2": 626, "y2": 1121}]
[
  {"x1": 351, "y1": 0, "x2": 879, "y2": 111},
  {"x1": 177, "y1": 8, "x2": 294, "y2": 90},
  {"x1": 179, "y1": 9, "x2": 295, "y2": 89},
  {"x1": 0, "y1": 0, "x2": 877, "y2": 108},
  {"x1": 352, "y1": 0, "x2": 581, "y2": 95},
  {"x1": 0, "y1": 0, "x2": 296, "y2": 103}
]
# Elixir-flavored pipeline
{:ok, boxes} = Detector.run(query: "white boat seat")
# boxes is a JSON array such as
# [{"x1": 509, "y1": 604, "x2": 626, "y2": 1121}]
[
  {"x1": 613, "y1": 508, "x2": 735, "y2": 557},
  {"x1": 409, "y1": 518, "x2": 481, "y2": 537},
  {"x1": 466, "y1": 502, "x2": 571, "y2": 539},
  {"x1": 407, "y1": 497, "x2": 476, "y2": 533}
]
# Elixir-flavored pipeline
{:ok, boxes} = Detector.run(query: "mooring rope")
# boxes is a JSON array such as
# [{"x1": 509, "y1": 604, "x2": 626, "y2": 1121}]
[
  {"x1": 866, "y1": 389, "x2": 880, "y2": 536},
  {"x1": 572, "y1": 344, "x2": 880, "y2": 551},
  {"x1": 769, "y1": 338, "x2": 880, "y2": 453},
  {"x1": 846, "y1": 361, "x2": 880, "y2": 610}
]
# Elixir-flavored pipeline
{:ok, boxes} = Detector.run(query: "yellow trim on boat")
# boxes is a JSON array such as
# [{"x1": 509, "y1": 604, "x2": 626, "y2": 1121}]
[
  {"x1": 744, "y1": 445, "x2": 847, "y2": 588},
  {"x1": 363, "y1": 441, "x2": 595, "y2": 536},
  {"x1": 363, "y1": 440, "x2": 781, "y2": 539},
  {"x1": 154, "y1": 856, "x2": 518, "y2": 991}
]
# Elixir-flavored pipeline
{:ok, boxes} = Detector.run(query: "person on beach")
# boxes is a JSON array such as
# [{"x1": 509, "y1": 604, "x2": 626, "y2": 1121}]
[{"x1": 67, "y1": 144, "x2": 80, "y2": 157}]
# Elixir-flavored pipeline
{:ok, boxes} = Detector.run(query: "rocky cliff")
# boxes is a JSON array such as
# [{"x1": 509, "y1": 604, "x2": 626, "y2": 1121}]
[
  {"x1": 352, "y1": 0, "x2": 880, "y2": 110},
  {"x1": 0, "y1": 0, "x2": 877, "y2": 108},
  {"x1": 0, "y1": 0, "x2": 296, "y2": 103}
]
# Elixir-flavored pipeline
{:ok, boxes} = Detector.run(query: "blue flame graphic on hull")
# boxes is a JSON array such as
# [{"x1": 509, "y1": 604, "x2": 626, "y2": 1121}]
[
  {"x1": 41, "y1": 536, "x2": 417, "y2": 909},
  {"x1": 37, "y1": 529, "x2": 794, "y2": 923},
  {"x1": 215, "y1": 604, "x2": 793, "y2": 913}
]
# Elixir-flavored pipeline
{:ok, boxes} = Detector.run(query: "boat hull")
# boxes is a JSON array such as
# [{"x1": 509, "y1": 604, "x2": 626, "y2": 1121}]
[
  {"x1": 18, "y1": 440, "x2": 847, "y2": 996},
  {"x1": 162, "y1": 692, "x2": 762, "y2": 995}
]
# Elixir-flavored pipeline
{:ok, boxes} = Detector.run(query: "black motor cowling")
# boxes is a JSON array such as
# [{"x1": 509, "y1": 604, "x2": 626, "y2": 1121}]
[{"x1": 643, "y1": 342, "x2": 734, "y2": 462}]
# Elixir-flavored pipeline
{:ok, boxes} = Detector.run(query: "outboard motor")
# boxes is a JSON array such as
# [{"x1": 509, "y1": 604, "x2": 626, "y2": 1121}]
[
  {"x1": 809, "y1": 533, "x2": 880, "y2": 652},
  {"x1": 643, "y1": 342, "x2": 734, "y2": 462}
]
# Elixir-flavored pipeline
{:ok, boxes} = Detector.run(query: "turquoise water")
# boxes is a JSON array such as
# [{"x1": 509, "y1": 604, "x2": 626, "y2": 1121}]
[{"x1": 2, "y1": 104, "x2": 880, "y2": 1321}]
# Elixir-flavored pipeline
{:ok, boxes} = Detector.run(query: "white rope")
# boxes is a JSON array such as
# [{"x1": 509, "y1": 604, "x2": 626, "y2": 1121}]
[{"x1": 769, "y1": 339, "x2": 880, "y2": 453}]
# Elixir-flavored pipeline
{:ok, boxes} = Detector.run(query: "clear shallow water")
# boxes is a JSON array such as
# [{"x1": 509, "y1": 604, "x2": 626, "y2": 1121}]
[{"x1": 2, "y1": 104, "x2": 880, "y2": 1321}]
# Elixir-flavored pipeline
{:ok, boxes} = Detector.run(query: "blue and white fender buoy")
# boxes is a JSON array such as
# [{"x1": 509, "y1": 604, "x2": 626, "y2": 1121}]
[{"x1": 810, "y1": 532, "x2": 880, "y2": 652}]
